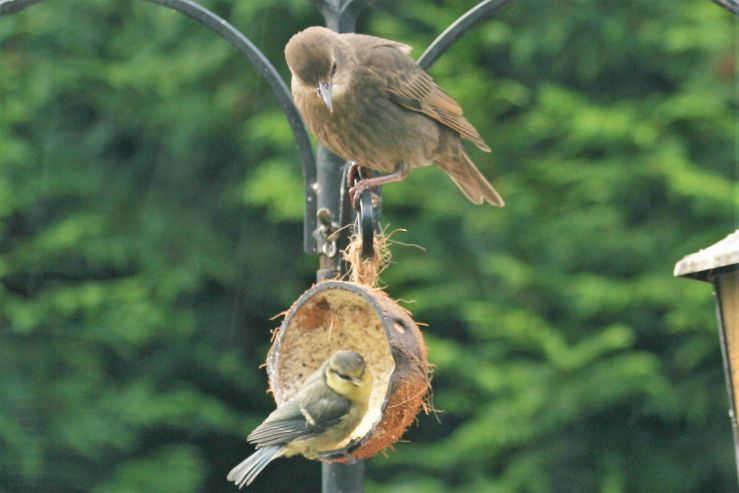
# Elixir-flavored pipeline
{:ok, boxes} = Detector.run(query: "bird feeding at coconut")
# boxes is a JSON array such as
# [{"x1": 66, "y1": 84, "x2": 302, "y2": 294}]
[
  {"x1": 267, "y1": 280, "x2": 431, "y2": 457},
  {"x1": 284, "y1": 26, "x2": 505, "y2": 208},
  {"x1": 228, "y1": 237, "x2": 431, "y2": 488},
  {"x1": 227, "y1": 350, "x2": 372, "y2": 489}
]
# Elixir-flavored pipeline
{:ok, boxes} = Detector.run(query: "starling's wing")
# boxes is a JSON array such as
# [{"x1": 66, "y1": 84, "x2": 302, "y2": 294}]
[{"x1": 363, "y1": 44, "x2": 491, "y2": 152}]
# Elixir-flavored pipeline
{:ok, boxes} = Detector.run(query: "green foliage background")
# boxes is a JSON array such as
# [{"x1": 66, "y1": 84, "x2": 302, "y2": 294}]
[{"x1": 0, "y1": 1, "x2": 736, "y2": 491}]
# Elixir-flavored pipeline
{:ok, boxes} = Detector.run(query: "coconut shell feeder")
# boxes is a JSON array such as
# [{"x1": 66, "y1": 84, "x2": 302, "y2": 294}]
[{"x1": 267, "y1": 280, "x2": 430, "y2": 460}]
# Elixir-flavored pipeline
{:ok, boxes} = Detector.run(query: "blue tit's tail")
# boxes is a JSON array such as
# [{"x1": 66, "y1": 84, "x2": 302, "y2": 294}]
[{"x1": 227, "y1": 445, "x2": 283, "y2": 489}]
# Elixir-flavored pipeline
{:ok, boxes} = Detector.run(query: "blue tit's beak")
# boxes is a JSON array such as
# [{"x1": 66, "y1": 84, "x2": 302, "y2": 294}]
[
  {"x1": 351, "y1": 376, "x2": 362, "y2": 386},
  {"x1": 318, "y1": 81, "x2": 333, "y2": 113}
]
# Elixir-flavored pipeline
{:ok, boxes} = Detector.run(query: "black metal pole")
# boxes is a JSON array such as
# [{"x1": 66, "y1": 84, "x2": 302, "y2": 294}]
[
  {"x1": 309, "y1": 1, "x2": 515, "y2": 490},
  {"x1": 322, "y1": 460, "x2": 365, "y2": 493},
  {"x1": 311, "y1": 0, "x2": 378, "y2": 286},
  {"x1": 315, "y1": 147, "x2": 350, "y2": 280},
  {"x1": 309, "y1": 3, "x2": 375, "y2": 491}
]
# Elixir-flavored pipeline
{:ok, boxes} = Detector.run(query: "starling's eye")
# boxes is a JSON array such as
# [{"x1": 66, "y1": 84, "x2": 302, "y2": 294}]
[{"x1": 330, "y1": 62, "x2": 337, "y2": 77}]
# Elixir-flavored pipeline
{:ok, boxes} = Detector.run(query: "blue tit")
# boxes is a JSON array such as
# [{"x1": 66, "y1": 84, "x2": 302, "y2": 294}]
[{"x1": 227, "y1": 350, "x2": 372, "y2": 488}]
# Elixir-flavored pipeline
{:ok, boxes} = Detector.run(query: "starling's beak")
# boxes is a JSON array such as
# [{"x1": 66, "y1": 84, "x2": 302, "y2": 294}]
[{"x1": 318, "y1": 81, "x2": 333, "y2": 113}]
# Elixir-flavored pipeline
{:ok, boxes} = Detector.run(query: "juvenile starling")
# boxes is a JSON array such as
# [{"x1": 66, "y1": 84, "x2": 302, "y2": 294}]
[{"x1": 284, "y1": 26, "x2": 504, "y2": 207}]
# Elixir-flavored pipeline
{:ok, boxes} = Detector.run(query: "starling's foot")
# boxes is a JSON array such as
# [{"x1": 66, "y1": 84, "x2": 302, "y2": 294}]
[
  {"x1": 349, "y1": 180, "x2": 370, "y2": 210},
  {"x1": 346, "y1": 162, "x2": 360, "y2": 189}
]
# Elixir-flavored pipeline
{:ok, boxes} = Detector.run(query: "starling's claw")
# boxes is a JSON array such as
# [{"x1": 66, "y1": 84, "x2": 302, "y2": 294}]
[
  {"x1": 349, "y1": 164, "x2": 410, "y2": 209},
  {"x1": 346, "y1": 162, "x2": 361, "y2": 189},
  {"x1": 347, "y1": 162, "x2": 365, "y2": 209},
  {"x1": 349, "y1": 180, "x2": 368, "y2": 210}
]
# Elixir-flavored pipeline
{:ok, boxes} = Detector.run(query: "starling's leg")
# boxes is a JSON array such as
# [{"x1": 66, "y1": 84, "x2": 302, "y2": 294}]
[
  {"x1": 346, "y1": 162, "x2": 377, "y2": 210},
  {"x1": 350, "y1": 163, "x2": 409, "y2": 208}
]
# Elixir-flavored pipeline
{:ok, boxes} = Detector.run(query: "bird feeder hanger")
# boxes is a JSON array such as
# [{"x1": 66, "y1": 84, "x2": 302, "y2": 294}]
[{"x1": 0, "y1": 0, "x2": 516, "y2": 491}]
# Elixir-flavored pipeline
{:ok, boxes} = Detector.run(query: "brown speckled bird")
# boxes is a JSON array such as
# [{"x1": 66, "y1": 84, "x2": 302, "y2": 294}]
[{"x1": 284, "y1": 26, "x2": 504, "y2": 207}]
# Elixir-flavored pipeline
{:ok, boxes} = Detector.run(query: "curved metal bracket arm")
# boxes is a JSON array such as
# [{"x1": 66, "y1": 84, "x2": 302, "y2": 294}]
[
  {"x1": 0, "y1": 0, "x2": 319, "y2": 253},
  {"x1": 0, "y1": 0, "x2": 42, "y2": 14},
  {"x1": 711, "y1": 0, "x2": 739, "y2": 16},
  {"x1": 417, "y1": 0, "x2": 514, "y2": 70}
]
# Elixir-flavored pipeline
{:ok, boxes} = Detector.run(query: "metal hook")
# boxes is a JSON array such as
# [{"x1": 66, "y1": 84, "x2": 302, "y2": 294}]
[
  {"x1": 340, "y1": 164, "x2": 375, "y2": 260},
  {"x1": 315, "y1": 208, "x2": 338, "y2": 258},
  {"x1": 358, "y1": 180, "x2": 374, "y2": 260}
]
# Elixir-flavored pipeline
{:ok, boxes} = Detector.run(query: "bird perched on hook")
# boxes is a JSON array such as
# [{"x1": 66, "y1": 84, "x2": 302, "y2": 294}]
[
  {"x1": 285, "y1": 26, "x2": 504, "y2": 207},
  {"x1": 227, "y1": 350, "x2": 372, "y2": 489}
]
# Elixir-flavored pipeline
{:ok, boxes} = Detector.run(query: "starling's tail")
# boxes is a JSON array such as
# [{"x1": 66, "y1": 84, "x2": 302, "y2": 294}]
[
  {"x1": 227, "y1": 445, "x2": 283, "y2": 489},
  {"x1": 439, "y1": 151, "x2": 505, "y2": 207}
]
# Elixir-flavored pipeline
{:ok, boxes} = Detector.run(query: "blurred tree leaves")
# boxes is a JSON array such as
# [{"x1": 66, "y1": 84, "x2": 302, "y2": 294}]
[{"x1": 0, "y1": 0, "x2": 736, "y2": 492}]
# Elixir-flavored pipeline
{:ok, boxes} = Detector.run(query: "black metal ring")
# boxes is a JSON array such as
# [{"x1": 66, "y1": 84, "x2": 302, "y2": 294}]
[{"x1": 358, "y1": 186, "x2": 374, "y2": 259}]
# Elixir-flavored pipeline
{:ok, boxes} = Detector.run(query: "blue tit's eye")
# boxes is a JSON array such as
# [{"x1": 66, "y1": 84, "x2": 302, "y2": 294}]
[{"x1": 331, "y1": 369, "x2": 351, "y2": 381}]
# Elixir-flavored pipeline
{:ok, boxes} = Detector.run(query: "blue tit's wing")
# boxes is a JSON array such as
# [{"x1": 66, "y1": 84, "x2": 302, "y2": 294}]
[
  {"x1": 247, "y1": 400, "x2": 312, "y2": 447},
  {"x1": 300, "y1": 390, "x2": 352, "y2": 430},
  {"x1": 248, "y1": 377, "x2": 353, "y2": 447}
]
